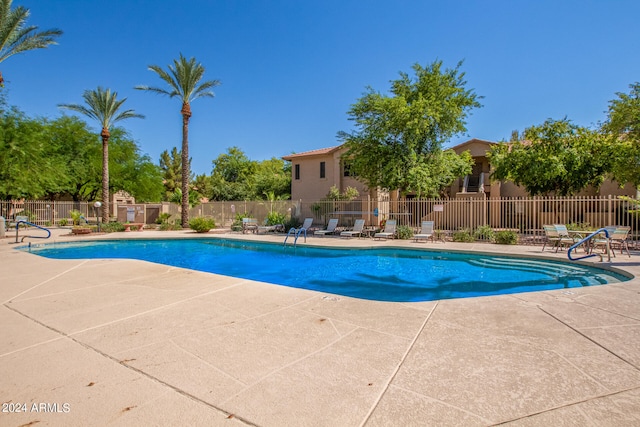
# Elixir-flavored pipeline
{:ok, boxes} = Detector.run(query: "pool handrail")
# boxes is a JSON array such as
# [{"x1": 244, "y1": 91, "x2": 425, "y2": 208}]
[
  {"x1": 283, "y1": 226, "x2": 308, "y2": 247},
  {"x1": 15, "y1": 220, "x2": 52, "y2": 243},
  {"x1": 567, "y1": 228, "x2": 611, "y2": 262}
]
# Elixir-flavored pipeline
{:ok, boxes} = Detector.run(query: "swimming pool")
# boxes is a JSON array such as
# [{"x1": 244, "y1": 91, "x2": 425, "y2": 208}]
[{"x1": 21, "y1": 238, "x2": 630, "y2": 302}]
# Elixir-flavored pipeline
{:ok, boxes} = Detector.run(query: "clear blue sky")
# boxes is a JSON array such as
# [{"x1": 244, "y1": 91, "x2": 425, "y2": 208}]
[{"x1": 5, "y1": 0, "x2": 639, "y2": 175}]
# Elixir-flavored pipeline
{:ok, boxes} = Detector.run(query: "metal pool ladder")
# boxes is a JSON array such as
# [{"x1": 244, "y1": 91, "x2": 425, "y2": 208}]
[{"x1": 284, "y1": 227, "x2": 307, "y2": 247}]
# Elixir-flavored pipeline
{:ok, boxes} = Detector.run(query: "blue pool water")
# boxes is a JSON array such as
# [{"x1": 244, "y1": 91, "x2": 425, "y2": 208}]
[{"x1": 21, "y1": 239, "x2": 630, "y2": 302}]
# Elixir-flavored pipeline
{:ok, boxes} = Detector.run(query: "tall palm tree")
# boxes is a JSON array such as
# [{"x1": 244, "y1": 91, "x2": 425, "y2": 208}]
[
  {"x1": 0, "y1": 0, "x2": 62, "y2": 86},
  {"x1": 136, "y1": 54, "x2": 220, "y2": 227},
  {"x1": 59, "y1": 87, "x2": 144, "y2": 223}
]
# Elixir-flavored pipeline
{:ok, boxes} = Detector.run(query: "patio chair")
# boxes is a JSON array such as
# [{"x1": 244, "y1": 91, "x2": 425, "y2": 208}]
[
  {"x1": 590, "y1": 226, "x2": 631, "y2": 258},
  {"x1": 314, "y1": 218, "x2": 339, "y2": 237},
  {"x1": 340, "y1": 219, "x2": 365, "y2": 238},
  {"x1": 374, "y1": 219, "x2": 397, "y2": 240},
  {"x1": 610, "y1": 226, "x2": 632, "y2": 257},
  {"x1": 541, "y1": 224, "x2": 573, "y2": 252},
  {"x1": 414, "y1": 221, "x2": 434, "y2": 243},
  {"x1": 242, "y1": 218, "x2": 258, "y2": 234}
]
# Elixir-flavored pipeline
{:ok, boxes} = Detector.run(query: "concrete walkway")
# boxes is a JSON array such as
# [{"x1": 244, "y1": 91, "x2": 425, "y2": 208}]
[{"x1": 1, "y1": 229, "x2": 640, "y2": 426}]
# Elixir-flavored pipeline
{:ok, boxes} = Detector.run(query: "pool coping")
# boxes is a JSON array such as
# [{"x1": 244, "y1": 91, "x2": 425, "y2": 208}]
[{"x1": 2, "y1": 229, "x2": 640, "y2": 426}]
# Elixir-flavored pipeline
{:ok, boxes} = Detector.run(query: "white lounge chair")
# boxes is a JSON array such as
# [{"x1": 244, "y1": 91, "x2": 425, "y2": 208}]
[
  {"x1": 374, "y1": 219, "x2": 396, "y2": 240},
  {"x1": 340, "y1": 219, "x2": 365, "y2": 238},
  {"x1": 314, "y1": 218, "x2": 339, "y2": 237},
  {"x1": 414, "y1": 221, "x2": 434, "y2": 242}
]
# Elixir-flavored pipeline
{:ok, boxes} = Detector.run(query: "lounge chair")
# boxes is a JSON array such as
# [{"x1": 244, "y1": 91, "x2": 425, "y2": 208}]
[
  {"x1": 299, "y1": 217, "x2": 313, "y2": 231},
  {"x1": 340, "y1": 219, "x2": 365, "y2": 238},
  {"x1": 374, "y1": 219, "x2": 396, "y2": 240},
  {"x1": 414, "y1": 221, "x2": 434, "y2": 243},
  {"x1": 257, "y1": 221, "x2": 285, "y2": 234},
  {"x1": 287, "y1": 217, "x2": 313, "y2": 235},
  {"x1": 314, "y1": 218, "x2": 339, "y2": 237}
]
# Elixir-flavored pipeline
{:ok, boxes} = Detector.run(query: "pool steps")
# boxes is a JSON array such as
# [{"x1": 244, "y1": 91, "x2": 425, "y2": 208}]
[{"x1": 466, "y1": 257, "x2": 621, "y2": 285}]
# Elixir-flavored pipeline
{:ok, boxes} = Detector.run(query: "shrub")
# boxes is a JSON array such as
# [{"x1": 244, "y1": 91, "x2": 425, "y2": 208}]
[
  {"x1": 266, "y1": 211, "x2": 286, "y2": 226},
  {"x1": 156, "y1": 213, "x2": 172, "y2": 224},
  {"x1": 69, "y1": 210, "x2": 84, "y2": 226},
  {"x1": 566, "y1": 222, "x2": 592, "y2": 231},
  {"x1": 452, "y1": 228, "x2": 475, "y2": 242},
  {"x1": 494, "y1": 230, "x2": 518, "y2": 245},
  {"x1": 474, "y1": 225, "x2": 495, "y2": 242},
  {"x1": 58, "y1": 218, "x2": 68, "y2": 226},
  {"x1": 101, "y1": 222, "x2": 125, "y2": 233},
  {"x1": 159, "y1": 222, "x2": 183, "y2": 231},
  {"x1": 189, "y1": 216, "x2": 215, "y2": 233},
  {"x1": 396, "y1": 225, "x2": 414, "y2": 240}
]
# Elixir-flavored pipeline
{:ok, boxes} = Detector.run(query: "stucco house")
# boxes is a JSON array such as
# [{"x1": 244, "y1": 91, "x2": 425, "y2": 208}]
[
  {"x1": 282, "y1": 146, "x2": 378, "y2": 201},
  {"x1": 283, "y1": 138, "x2": 636, "y2": 201}
]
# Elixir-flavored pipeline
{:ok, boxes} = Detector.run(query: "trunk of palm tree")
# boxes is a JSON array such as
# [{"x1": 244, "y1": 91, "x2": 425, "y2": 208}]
[
  {"x1": 181, "y1": 102, "x2": 192, "y2": 228},
  {"x1": 101, "y1": 128, "x2": 110, "y2": 224}
]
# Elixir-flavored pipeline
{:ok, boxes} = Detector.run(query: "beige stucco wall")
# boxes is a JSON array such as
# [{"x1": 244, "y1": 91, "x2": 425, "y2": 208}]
[
  {"x1": 289, "y1": 154, "x2": 335, "y2": 201},
  {"x1": 288, "y1": 147, "x2": 372, "y2": 201}
]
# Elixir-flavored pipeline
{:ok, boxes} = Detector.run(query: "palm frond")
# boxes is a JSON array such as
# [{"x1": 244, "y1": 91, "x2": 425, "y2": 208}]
[
  {"x1": 0, "y1": 0, "x2": 61, "y2": 63},
  {"x1": 138, "y1": 53, "x2": 219, "y2": 104},
  {"x1": 134, "y1": 84, "x2": 176, "y2": 97},
  {"x1": 59, "y1": 86, "x2": 143, "y2": 130}
]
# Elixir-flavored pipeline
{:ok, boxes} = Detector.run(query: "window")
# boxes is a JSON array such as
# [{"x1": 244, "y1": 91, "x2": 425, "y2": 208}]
[
  {"x1": 320, "y1": 161, "x2": 326, "y2": 179},
  {"x1": 294, "y1": 164, "x2": 300, "y2": 180}
]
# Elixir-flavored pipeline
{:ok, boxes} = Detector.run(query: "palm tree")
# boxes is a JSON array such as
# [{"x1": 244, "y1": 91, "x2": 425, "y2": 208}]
[
  {"x1": 59, "y1": 87, "x2": 144, "y2": 223},
  {"x1": 0, "y1": 0, "x2": 62, "y2": 87},
  {"x1": 136, "y1": 54, "x2": 220, "y2": 227}
]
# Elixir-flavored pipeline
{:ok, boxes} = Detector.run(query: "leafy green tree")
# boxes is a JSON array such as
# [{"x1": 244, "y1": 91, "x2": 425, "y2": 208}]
[
  {"x1": 192, "y1": 173, "x2": 212, "y2": 201},
  {"x1": 210, "y1": 146, "x2": 257, "y2": 200},
  {"x1": 159, "y1": 147, "x2": 183, "y2": 199},
  {"x1": 0, "y1": 0, "x2": 62, "y2": 87},
  {"x1": 45, "y1": 115, "x2": 101, "y2": 201},
  {"x1": 59, "y1": 87, "x2": 144, "y2": 222},
  {"x1": 488, "y1": 118, "x2": 613, "y2": 196},
  {"x1": 339, "y1": 60, "x2": 481, "y2": 197},
  {"x1": 605, "y1": 82, "x2": 640, "y2": 142},
  {"x1": 106, "y1": 128, "x2": 164, "y2": 202},
  {"x1": 0, "y1": 105, "x2": 62, "y2": 198},
  {"x1": 254, "y1": 157, "x2": 291, "y2": 200},
  {"x1": 136, "y1": 54, "x2": 220, "y2": 227},
  {"x1": 169, "y1": 187, "x2": 200, "y2": 209},
  {"x1": 603, "y1": 82, "x2": 640, "y2": 187}
]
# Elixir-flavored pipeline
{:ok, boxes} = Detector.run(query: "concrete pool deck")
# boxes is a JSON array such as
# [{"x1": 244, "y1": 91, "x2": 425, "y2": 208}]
[{"x1": 1, "y1": 229, "x2": 640, "y2": 426}]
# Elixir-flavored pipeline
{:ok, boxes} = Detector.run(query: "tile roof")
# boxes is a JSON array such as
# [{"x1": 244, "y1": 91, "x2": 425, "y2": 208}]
[{"x1": 282, "y1": 145, "x2": 342, "y2": 160}]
